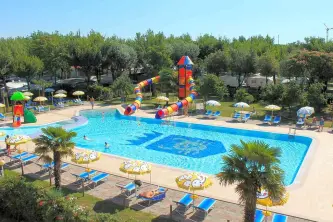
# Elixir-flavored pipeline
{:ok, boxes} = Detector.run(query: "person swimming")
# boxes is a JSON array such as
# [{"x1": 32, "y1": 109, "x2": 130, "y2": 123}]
[
  {"x1": 83, "y1": 135, "x2": 91, "y2": 141},
  {"x1": 105, "y1": 142, "x2": 109, "y2": 149}
]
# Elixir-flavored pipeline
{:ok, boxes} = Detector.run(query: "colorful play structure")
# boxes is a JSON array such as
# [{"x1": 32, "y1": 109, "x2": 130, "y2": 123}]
[
  {"x1": 124, "y1": 56, "x2": 198, "y2": 119},
  {"x1": 13, "y1": 104, "x2": 23, "y2": 127},
  {"x1": 10, "y1": 92, "x2": 37, "y2": 128},
  {"x1": 12, "y1": 103, "x2": 37, "y2": 127}
]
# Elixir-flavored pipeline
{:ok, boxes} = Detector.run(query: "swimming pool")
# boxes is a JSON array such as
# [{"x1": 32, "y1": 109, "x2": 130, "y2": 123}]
[{"x1": 0, "y1": 109, "x2": 312, "y2": 185}]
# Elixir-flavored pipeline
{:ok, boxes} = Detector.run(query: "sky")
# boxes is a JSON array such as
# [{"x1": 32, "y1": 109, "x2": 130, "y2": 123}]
[{"x1": 1, "y1": 0, "x2": 333, "y2": 44}]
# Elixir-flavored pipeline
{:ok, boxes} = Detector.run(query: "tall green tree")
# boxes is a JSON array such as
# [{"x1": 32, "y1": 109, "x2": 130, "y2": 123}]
[
  {"x1": 204, "y1": 50, "x2": 229, "y2": 75},
  {"x1": 30, "y1": 31, "x2": 69, "y2": 84},
  {"x1": 307, "y1": 83, "x2": 326, "y2": 111},
  {"x1": 261, "y1": 83, "x2": 284, "y2": 105},
  {"x1": 15, "y1": 55, "x2": 44, "y2": 90},
  {"x1": 111, "y1": 74, "x2": 133, "y2": 99},
  {"x1": 284, "y1": 50, "x2": 333, "y2": 90},
  {"x1": 68, "y1": 31, "x2": 104, "y2": 87},
  {"x1": 32, "y1": 79, "x2": 53, "y2": 96},
  {"x1": 217, "y1": 140, "x2": 285, "y2": 222},
  {"x1": 159, "y1": 68, "x2": 177, "y2": 97},
  {"x1": 282, "y1": 81, "x2": 307, "y2": 110},
  {"x1": 197, "y1": 74, "x2": 228, "y2": 106},
  {"x1": 101, "y1": 40, "x2": 137, "y2": 81},
  {"x1": 168, "y1": 40, "x2": 200, "y2": 64},
  {"x1": 230, "y1": 49, "x2": 257, "y2": 87},
  {"x1": 0, "y1": 38, "x2": 27, "y2": 107},
  {"x1": 257, "y1": 52, "x2": 279, "y2": 84},
  {"x1": 34, "y1": 127, "x2": 77, "y2": 190}
]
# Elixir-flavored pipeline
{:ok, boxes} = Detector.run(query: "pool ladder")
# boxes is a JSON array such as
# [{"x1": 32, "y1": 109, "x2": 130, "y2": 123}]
[{"x1": 288, "y1": 126, "x2": 296, "y2": 137}]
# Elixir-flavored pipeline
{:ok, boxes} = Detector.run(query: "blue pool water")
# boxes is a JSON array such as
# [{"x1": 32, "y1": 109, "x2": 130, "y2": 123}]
[{"x1": 0, "y1": 109, "x2": 312, "y2": 185}]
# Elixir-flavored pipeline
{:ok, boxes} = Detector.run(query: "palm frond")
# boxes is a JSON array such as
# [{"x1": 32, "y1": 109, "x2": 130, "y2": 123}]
[{"x1": 217, "y1": 139, "x2": 285, "y2": 206}]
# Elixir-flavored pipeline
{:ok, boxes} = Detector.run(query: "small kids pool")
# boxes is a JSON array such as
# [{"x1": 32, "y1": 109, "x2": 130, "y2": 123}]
[{"x1": 0, "y1": 109, "x2": 312, "y2": 185}]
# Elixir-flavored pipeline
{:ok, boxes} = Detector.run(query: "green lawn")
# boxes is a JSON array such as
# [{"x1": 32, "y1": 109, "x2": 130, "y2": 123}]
[{"x1": 2, "y1": 170, "x2": 171, "y2": 222}]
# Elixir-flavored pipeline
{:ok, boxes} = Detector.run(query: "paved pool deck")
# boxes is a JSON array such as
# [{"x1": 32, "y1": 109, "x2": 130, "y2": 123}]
[{"x1": 1, "y1": 104, "x2": 331, "y2": 221}]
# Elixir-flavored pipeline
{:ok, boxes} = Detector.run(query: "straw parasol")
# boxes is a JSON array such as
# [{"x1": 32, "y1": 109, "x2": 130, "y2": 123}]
[
  {"x1": 71, "y1": 150, "x2": 101, "y2": 196},
  {"x1": 53, "y1": 93, "x2": 67, "y2": 98},
  {"x1": 33, "y1": 96, "x2": 48, "y2": 102},
  {"x1": 175, "y1": 172, "x2": 213, "y2": 208},
  {"x1": 24, "y1": 96, "x2": 31, "y2": 101},
  {"x1": 72, "y1": 151, "x2": 101, "y2": 171},
  {"x1": 265, "y1": 105, "x2": 281, "y2": 116},
  {"x1": 156, "y1": 96, "x2": 169, "y2": 102},
  {"x1": 7, "y1": 135, "x2": 31, "y2": 146},
  {"x1": 0, "y1": 103, "x2": 5, "y2": 108},
  {"x1": 55, "y1": 89, "x2": 67, "y2": 94},
  {"x1": 23, "y1": 92, "x2": 33, "y2": 96},
  {"x1": 73, "y1": 91, "x2": 85, "y2": 96},
  {"x1": 120, "y1": 160, "x2": 152, "y2": 183}
]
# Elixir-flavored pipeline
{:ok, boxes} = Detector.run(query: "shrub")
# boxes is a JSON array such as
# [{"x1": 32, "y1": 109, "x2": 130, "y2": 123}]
[
  {"x1": 0, "y1": 177, "x2": 45, "y2": 221},
  {"x1": 0, "y1": 176, "x2": 132, "y2": 222},
  {"x1": 235, "y1": 88, "x2": 254, "y2": 104}
]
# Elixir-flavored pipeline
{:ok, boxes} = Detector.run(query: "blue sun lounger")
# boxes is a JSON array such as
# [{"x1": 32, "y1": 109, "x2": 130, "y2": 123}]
[
  {"x1": 254, "y1": 209, "x2": 264, "y2": 222},
  {"x1": 194, "y1": 198, "x2": 216, "y2": 218},
  {"x1": 263, "y1": 115, "x2": 272, "y2": 124},
  {"x1": 0, "y1": 113, "x2": 6, "y2": 121},
  {"x1": 137, "y1": 187, "x2": 167, "y2": 206},
  {"x1": 89, "y1": 173, "x2": 109, "y2": 188},
  {"x1": 116, "y1": 182, "x2": 138, "y2": 197},
  {"x1": 272, "y1": 213, "x2": 288, "y2": 222},
  {"x1": 205, "y1": 110, "x2": 213, "y2": 117},
  {"x1": 21, "y1": 154, "x2": 38, "y2": 164},
  {"x1": 11, "y1": 152, "x2": 28, "y2": 159},
  {"x1": 273, "y1": 116, "x2": 281, "y2": 125},
  {"x1": 40, "y1": 162, "x2": 70, "y2": 173},
  {"x1": 212, "y1": 111, "x2": 221, "y2": 118},
  {"x1": 72, "y1": 170, "x2": 97, "y2": 181},
  {"x1": 296, "y1": 118, "x2": 305, "y2": 127},
  {"x1": 10, "y1": 152, "x2": 29, "y2": 163},
  {"x1": 232, "y1": 112, "x2": 241, "y2": 121},
  {"x1": 242, "y1": 113, "x2": 251, "y2": 122},
  {"x1": 173, "y1": 193, "x2": 193, "y2": 214}
]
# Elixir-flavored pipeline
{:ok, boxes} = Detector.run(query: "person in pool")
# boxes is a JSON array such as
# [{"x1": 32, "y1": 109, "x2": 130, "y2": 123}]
[
  {"x1": 83, "y1": 135, "x2": 91, "y2": 141},
  {"x1": 105, "y1": 142, "x2": 109, "y2": 149}
]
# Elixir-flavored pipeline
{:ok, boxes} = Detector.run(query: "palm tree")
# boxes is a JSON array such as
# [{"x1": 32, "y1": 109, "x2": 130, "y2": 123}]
[
  {"x1": 34, "y1": 126, "x2": 77, "y2": 190},
  {"x1": 217, "y1": 140, "x2": 285, "y2": 222}
]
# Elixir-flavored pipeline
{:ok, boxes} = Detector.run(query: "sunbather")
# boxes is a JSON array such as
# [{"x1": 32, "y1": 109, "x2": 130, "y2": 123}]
[{"x1": 139, "y1": 189, "x2": 160, "y2": 198}]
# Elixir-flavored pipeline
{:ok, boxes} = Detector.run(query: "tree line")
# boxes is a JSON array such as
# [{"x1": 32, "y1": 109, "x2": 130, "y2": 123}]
[{"x1": 1, "y1": 30, "x2": 333, "y2": 110}]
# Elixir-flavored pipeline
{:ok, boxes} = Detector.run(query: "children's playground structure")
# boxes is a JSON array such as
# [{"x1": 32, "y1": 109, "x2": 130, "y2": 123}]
[
  {"x1": 12, "y1": 103, "x2": 37, "y2": 127},
  {"x1": 124, "y1": 56, "x2": 198, "y2": 119}
]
